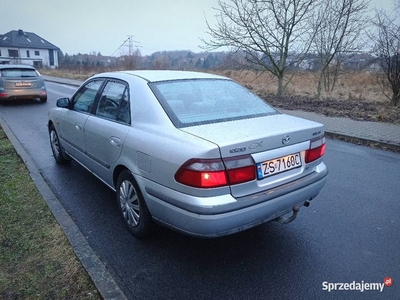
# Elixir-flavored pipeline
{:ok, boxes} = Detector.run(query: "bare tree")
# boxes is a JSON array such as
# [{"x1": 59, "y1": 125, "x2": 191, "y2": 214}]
[
  {"x1": 311, "y1": 0, "x2": 370, "y2": 99},
  {"x1": 370, "y1": 2, "x2": 400, "y2": 106},
  {"x1": 151, "y1": 53, "x2": 172, "y2": 70},
  {"x1": 117, "y1": 48, "x2": 142, "y2": 70},
  {"x1": 203, "y1": 0, "x2": 319, "y2": 97}
]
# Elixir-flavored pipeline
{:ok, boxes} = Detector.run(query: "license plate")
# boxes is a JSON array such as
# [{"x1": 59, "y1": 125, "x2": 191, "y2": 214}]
[
  {"x1": 257, "y1": 153, "x2": 302, "y2": 179},
  {"x1": 15, "y1": 82, "x2": 32, "y2": 87}
]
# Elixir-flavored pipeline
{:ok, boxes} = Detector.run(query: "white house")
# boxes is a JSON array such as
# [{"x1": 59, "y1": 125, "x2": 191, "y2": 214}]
[{"x1": 0, "y1": 29, "x2": 59, "y2": 68}]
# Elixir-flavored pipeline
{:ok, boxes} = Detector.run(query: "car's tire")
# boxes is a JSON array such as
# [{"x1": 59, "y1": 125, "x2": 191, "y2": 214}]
[
  {"x1": 116, "y1": 170, "x2": 153, "y2": 238},
  {"x1": 49, "y1": 124, "x2": 71, "y2": 164},
  {"x1": 40, "y1": 96, "x2": 47, "y2": 103}
]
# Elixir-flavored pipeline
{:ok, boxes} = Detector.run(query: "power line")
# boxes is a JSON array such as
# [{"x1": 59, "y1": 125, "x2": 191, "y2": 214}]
[{"x1": 111, "y1": 35, "x2": 142, "y2": 57}]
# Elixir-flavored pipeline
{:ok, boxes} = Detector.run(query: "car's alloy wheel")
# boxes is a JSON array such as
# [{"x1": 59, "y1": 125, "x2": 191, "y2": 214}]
[
  {"x1": 120, "y1": 180, "x2": 140, "y2": 226},
  {"x1": 117, "y1": 170, "x2": 152, "y2": 238},
  {"x1": 49, "y1": 124, "x2": 70, "y2": 164}
]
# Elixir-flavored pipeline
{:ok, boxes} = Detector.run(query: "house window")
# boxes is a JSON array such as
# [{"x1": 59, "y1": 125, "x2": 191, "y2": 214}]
[
  {"x1": 27, "y1": 50, "x2": 30, "y2": 58},
  {"x1": 8, "y1": 49, "x2": 19, "y2": 57},
  {"x1": 35, "y1": 51, "x2": 40, "y2": 56}
]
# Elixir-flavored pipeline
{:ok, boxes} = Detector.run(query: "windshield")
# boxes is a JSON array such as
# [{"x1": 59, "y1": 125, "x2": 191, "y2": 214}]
[
  {"x1": 150, "y1": 79, "x2": 277, "y2": 128},
  {"x1": 0, "y1": 68, "x2": 38, "y2": 78}
]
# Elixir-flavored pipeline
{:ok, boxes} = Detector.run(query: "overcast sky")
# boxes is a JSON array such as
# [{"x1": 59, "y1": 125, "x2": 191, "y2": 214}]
[{"x1": 1, "y1": 0, "x2": 395, "y2": 56}]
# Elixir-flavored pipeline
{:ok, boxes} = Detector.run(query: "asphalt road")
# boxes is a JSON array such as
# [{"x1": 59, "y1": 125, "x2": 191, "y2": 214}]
[{"x1": 1, "y1": 81, "x2": 399, "y2": 300}]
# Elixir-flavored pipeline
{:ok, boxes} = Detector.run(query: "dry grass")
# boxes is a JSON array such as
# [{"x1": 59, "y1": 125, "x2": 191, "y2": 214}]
[
  {"x1": 215, "y1": 69, "x2": 388, "y2": 103},
  {"x1": 41, "y1": 68, "x2": 387, "y2": 102},
  {"x1": 41, "y1": 69, "x2": 93, "y2": 82},
  {"x1": 214, "y1": 70, "x2": 399, "y2": 124},
  {"x1": 41, "y1": 68, "x2": 399, "y2": 124}
]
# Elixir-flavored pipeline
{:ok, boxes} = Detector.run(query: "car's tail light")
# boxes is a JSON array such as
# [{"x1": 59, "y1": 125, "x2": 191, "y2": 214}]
[
  {"x1": 175, "y1": 159, "x2": 227, "y2": 188},
  {"x1": 305, "y1": 137, "x2": 326, "y2": 163},
  {"x1": 175, "y1": 155, "x2": 256, "y2": 188},
  {"x1": 223, "y1": 155, "x2": 256, "y2": 185}
]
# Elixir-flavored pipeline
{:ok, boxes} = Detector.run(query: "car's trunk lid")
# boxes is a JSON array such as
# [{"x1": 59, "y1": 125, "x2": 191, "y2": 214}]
[
  {"x1": 181, "y1": 113, "x2": 324, "y2": 157},
  {"x1": 2, "y1": 78, "x2": 39, "y2": 89},
  {"x1": 181, "y1": 113, "x2": 325, "y2": 197}
]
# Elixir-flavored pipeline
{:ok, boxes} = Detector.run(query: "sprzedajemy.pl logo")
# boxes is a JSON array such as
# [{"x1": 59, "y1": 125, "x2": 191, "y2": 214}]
[{"x1": 322, "y1": 277, "x2": 393, "y2": 293}]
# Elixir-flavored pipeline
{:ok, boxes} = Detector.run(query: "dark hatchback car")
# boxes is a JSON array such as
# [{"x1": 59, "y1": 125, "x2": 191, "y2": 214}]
[{"x1": 0, "y1": 64, "x2": 47, "y2": 103}]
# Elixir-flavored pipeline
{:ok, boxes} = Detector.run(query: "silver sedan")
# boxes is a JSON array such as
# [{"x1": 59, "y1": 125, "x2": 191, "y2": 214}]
[{"x1": 48, "y1": 70, "x2": 328, "y2": 238}]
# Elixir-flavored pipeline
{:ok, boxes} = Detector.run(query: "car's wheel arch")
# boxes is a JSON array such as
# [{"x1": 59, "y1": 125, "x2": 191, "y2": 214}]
[
  {"x1": 48, "y1": 121, "x2": 71, "y2": 164},
  {"x1": 113, "y1": 165, "x2": 131, "y2": 190},
  {"x1": 47, "y1": 120, "x2": 54, "y2": 131},
  {"x1": 48, "y1": 120, "x2": 58, "y2": 133}
]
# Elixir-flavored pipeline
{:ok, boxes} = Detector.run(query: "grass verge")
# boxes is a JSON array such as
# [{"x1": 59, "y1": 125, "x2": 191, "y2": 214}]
[{"x1": 0, "y1": 127, "x2": 100, "y2": 299}]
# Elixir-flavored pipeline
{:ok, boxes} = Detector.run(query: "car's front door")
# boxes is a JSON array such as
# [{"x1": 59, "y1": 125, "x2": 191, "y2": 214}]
[
  {"x1": 84, "y1": 79, "x2": 131, "y2": 185},
  {"x1": 58, "y1": 79, "x2": 104, "y2": 163}
]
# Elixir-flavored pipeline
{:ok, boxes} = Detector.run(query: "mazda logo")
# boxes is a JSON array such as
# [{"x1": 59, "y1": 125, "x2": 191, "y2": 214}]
[{"x1": 282, "y1": 135, "x2": 290, "y2": 145}]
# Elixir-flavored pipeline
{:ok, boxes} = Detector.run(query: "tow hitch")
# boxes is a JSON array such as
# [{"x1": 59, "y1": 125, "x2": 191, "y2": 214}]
[{"x1": 274, "y1": 200, "x2": 311, "y2": 224}]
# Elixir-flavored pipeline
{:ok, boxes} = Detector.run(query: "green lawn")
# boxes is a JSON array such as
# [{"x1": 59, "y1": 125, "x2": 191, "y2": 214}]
[{"x1": 0, "y1": 127, "x2": 100, "y2": 299}]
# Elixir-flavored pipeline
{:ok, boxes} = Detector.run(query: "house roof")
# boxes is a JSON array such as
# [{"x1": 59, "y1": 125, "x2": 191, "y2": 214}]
[{"x1": 0, "y1": 29, "x2": 59, "y2": 50}]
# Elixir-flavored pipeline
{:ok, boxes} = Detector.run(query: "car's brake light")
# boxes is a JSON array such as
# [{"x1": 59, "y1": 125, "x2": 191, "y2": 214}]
[
  {"x1": 175, "y1": 155, "x2": 256, "y2": 188},
  {"x1": 223, "y1": 155, "x2": 256, "y2": 185},
  {"x1": 175, "y1": 159, "x2": 227, "y2": 188},
  {"x1": 305, "y1": 137, "x2": 326, "y2": 163}
]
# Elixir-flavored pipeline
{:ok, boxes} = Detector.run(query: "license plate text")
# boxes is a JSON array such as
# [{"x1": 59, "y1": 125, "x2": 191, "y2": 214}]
[{"x1": 257, "y1": 153, "x2": 302, "y2": 179}]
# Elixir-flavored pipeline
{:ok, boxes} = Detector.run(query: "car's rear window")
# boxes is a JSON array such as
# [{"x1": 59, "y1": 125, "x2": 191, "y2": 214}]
[
  {"x1": 0, "y1": 68, "x2": 38, "y2": 78},
  {"x1": 149, "y1": 79, "x2": 277, "y2": 128}
]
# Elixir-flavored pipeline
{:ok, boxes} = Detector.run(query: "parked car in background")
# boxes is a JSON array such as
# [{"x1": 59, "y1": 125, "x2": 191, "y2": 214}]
[
  {"x1": 48, "y1": 70, "x2": 328, "y2": 238},
  {"x1": 0, "y1": 64, "x2": 47, "y2": 103}
]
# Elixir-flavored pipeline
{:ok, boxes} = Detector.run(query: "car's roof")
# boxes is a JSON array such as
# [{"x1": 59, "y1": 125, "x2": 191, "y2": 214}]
[
  {"x1": 92, "y1": 70, "x2": 229, "y2": 83},
  {"x1": 0, "y1": 64, "x2": 36, "y2": 70}
]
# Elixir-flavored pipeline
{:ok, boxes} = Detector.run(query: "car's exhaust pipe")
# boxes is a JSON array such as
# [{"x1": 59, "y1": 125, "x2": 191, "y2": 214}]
[{"x1": 274, "y1": 200, "x2": 311, "y2": 224}]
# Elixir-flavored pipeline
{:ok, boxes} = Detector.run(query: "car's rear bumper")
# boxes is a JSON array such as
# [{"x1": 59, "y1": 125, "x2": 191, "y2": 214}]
[
  {"x1": 0, "y1": 88, "x2": 47, "y2": 100},
  {"x1": 138, "y1": 162, "x2": 328, "y2": 237}
]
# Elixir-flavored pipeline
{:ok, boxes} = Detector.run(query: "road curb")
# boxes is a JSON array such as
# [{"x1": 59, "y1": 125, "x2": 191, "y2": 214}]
[
  {"x1": 0, "y1": 116, "x2": 128, "y2": 300},
  {"x1": 325, "y1": 131, "x2": 400, "y2": 152},
  {"x1": 43, "y1": 76, "x2": 82, "y2": 87}
]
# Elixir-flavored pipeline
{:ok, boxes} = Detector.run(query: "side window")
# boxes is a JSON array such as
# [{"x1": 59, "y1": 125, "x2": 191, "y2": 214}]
[
  {"x1": 95, "y1": 81, "x2": 130, "y2": 124},
  {"x1": 72, "y1": 80, "x2": 104, "y2": 113}
]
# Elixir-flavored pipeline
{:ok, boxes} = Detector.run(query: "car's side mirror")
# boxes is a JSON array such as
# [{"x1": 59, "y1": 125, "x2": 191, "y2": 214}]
[{"x1": 56, "y1": 98, "x2": 70, "y2": 108}]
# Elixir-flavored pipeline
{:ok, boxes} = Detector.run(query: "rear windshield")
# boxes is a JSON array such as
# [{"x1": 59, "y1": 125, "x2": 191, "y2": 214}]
[
  {"x1": 0, "y1": 68, "x2": 38, "y2": 78},
  {"x1": 149, "y1": 79, "x2": 277, "y2": 128}
]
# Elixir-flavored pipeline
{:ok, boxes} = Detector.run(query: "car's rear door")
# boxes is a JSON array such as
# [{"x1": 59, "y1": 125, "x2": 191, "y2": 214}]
[{"x1": 84, "y1": 79, "x2": 131, "y2": 184}]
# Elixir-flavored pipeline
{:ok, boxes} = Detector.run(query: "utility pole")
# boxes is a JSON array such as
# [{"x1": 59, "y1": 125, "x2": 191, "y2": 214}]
[
  {"x1": 127, "y1": 35, "x2": 135, "y2": 56},
  {"x1": 111, "y1": 35, "x2": 141, "y2": 57}
]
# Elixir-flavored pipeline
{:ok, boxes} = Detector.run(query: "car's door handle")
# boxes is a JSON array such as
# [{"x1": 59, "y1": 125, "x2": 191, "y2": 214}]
[
  {"x1": 75, "y1": 123, "x2": 83, "y2": 131},
  {"x1": 110, "y1": 136, "x2": 122, "y2": 147}
]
